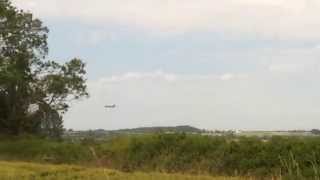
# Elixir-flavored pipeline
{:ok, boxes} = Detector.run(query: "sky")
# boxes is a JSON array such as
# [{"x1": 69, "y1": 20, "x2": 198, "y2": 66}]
[{"x1": 11, "y1": 0, "x2": 320, "y2": 131}]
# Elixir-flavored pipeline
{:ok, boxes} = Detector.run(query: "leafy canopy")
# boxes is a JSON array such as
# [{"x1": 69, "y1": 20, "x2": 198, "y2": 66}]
[{"x1": 0, "y1": 0, "x2": 88, "y2": 137}]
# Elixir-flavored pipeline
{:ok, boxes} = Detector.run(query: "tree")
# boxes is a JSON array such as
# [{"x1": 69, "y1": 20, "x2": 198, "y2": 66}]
[
  {"x1": 311, "y1": 129, "x2": 320, "y2": 135},
  {"x1": 0, "y1": 0, "x2": 88, "y2": 137}
]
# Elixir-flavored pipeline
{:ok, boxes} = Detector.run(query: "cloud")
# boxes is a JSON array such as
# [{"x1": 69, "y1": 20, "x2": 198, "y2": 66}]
[
  {"x1": 64, "y1": 70, "x2": 320, "y2": 130},
  {"x1": 98, "y1": 70, "x2": 248, "y2": 83},
  {"x1": 264, "y1": 46, "x2": 320, "y2": 74},
  {"x1": 9, "y1": 0, "x2": 320, "y2": 130},
  {"x1": 11, "y1": 0, "x2": 320, "y2": 39},
  {"x1": 73, "y1": 30, "x2": 117, "y2": 46},
  {"x1": 268, "y1": 64, "x2": 305, "y2": 73},
  {"x1": 101, "y1": 71, "x2": 178, "y2": 82}
]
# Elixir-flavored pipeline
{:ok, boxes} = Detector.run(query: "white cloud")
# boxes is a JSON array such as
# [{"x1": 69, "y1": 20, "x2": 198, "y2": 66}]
[
  {"x1": 100, "y1": 71, "x2": 177, "y2": 83},
  {"x1": 263, "y1": 46, "x2": 320, "y2": 74},
  {"x1": 9, "y1": 1, "x2": 320, "y2": 130},
  {"x1": 220, "y1": 73, "x2": 235, "y2": 81},
  {"x1": 73, "y1": 30, "x2": 117, "y2": 46},
  {"x1": 268, "y1": 64, "x2": 304, "y2": 73},
  {"x1": 64, "y1": 70, "x2": 320, "y2": 130},
  {"x1": 99, "y1": 71, "x2": 248, "y2": 83},
  {"x1": 11, "y1": 0, "x2": 320, "y2": 39}
]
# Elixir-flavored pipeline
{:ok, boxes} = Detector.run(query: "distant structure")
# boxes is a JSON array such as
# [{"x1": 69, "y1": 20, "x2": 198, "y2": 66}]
[{"x1": 104, "y1": 104, "x2": 116, "y2": 109}]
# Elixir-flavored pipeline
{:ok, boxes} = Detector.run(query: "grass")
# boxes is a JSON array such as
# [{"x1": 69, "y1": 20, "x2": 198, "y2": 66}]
[
  {"x1": 0, "y1": 137, "x2": 92, "y2": 164},
  {"x1": 0, "y1": 135, "x2": 318, "y2": 179},
  {"x1": 0, "y1": 161, "x2": 247, "y2": 180}
]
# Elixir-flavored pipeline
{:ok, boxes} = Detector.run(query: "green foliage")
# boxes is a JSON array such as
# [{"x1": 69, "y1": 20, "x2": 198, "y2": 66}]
[
  {"x1": 0, "y1": 136, "x2": 92, "y2": 163},
  {"x1": 97, "y1": 134, "x2": 320, "y2": 178},
  {"x1": 311, "y1": 129, "x2": 320, "y2": 135},
  {"x1": 1, "y1": 135, "x2": 320, "y2": 178},
  {"x1": 0, "y1": 1, "x2": 88, "y2": 137}
]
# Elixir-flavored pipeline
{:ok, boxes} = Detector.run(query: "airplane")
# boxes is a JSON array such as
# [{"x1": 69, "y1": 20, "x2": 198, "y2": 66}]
[{"x1": 104, "y1": 104, "x2": 116, "y2": 108}]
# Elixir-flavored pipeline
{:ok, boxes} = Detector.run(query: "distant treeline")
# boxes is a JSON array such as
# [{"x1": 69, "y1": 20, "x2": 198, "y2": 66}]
[
  {"x1": 1, "y1": 134, "x2": 320, "y2": 179},
  {"x1": 64, "y1": 127, "x2": 320, "y2": 140}
]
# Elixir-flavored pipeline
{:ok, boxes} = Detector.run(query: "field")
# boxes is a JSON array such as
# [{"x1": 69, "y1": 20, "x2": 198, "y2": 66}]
[
  {"x1": 0, "y1": 134, "x2": 319, "y2": 179},
  {"x1": 0, "y1": 161, "x2": 244, "y2": 180}
]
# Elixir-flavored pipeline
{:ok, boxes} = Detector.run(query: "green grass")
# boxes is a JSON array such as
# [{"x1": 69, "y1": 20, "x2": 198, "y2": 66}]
[
  {"x1": 0, "y1": 136, "x2": 92, "y2": 164},
  {"x1": 0, "y1": 135, "x2": 319, "y2": 179},
  {"x1": 0, "y1": 161, "x2": 245, "y2": 180}
]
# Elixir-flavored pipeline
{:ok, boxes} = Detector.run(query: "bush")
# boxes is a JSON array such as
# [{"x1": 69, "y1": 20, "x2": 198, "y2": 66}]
[
  {"x1": 1, "y1": 134, "x2": 320, "y2": 179},
  {"x1": 0, "y1": 136, "x2": 92, "y2": 163},
  {"x1": 98, "y1": 134, "x2": 320, "y2": 178}
]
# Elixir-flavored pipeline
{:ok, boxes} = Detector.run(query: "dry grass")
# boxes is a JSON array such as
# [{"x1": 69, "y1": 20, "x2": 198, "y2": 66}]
[{"x1": 0, "y1": 161, "x2": 248, "y2": 180}]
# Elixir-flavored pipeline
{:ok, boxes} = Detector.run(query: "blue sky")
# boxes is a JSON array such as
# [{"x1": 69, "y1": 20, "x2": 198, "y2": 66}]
[{"x1": 12, "y1": 0, "x2": 320, "y2": 130}]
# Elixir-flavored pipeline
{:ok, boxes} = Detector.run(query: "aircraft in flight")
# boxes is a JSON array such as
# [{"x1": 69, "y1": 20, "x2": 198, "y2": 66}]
[{"x1": 104, "y1": 104, "x2": 116, "y2": 108}]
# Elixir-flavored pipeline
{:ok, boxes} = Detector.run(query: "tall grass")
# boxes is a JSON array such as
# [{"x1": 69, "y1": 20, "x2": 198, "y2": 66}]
[
  {"x1": 280, "y1": 151, "x2": 320, "y2": 180},
  {"x1": 0, "y1": 136, "x2": 92, "y2": 164},
  {"x1": 0, "y1": 134, "x2": 320, "y2": 179},
  {"x1": 97, "y1": 134, "x2": 320, "y2": 178}
]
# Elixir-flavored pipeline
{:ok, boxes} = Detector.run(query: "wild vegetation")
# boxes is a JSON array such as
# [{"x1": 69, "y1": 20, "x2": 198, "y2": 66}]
[
  {"x1": 92, "y1": 134, "x2": 320, "y2": 179},
  {"x1": 0, "y1": 134, "x2": 319, "y2": 179},
  {"x1": 1, "y1": 1, "x2": 319, "y2": 180},
  {"x1": 0, "y1": 161, "x2": 246, "y2": 180}
]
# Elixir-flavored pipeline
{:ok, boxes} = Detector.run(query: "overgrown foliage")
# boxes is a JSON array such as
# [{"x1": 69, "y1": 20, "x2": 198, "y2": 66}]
[
  {"x1": 0, "y1": 136, "x2": 93, "y2": 163},
  {"x1": 0, "y1": 0, "x2": 88, "y2": 137},
  {"x1": 1, "y1": 135, "x2": 320, "y2": 179},
  {"x1": 0, "y1": 161, "x2": 242, "y2": 180},
  {"x1": 97, "y1": 134, "x2": 320, "y2": 179}
]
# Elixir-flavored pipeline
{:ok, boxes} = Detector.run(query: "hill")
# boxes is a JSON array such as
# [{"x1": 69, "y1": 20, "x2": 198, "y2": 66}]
[
  {"x1": 110, "y1": 125, "x2": 202, "y2": 134},
  {"x1": 64, "y1": 125, "x2": 203, "y2": 139}
]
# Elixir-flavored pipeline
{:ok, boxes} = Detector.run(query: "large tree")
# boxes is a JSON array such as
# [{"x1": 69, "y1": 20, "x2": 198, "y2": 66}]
[{"x1": 0, "y1": 0, "x2": 88, "y2": 137}]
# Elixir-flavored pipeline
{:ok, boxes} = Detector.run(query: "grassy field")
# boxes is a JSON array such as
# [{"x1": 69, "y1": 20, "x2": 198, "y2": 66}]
[
  {"x1": 0, "y1": 161, "x2": 246, "y2": 180},
  {"x1": 0, "y1": 135, "x2": 319, "y2": 179}
]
